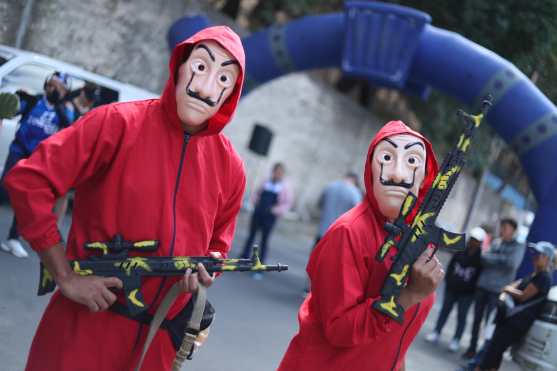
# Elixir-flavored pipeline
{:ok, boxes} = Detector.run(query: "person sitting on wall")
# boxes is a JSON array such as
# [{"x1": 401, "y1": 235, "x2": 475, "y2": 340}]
[{"x1": 475, "y1": 241, "x2": 555, "y2": 371}]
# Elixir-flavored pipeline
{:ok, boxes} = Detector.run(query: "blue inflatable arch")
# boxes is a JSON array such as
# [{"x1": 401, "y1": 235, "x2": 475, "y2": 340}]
[{"x1": 169, "y1": 2, "x2": 557, "y2": 278}]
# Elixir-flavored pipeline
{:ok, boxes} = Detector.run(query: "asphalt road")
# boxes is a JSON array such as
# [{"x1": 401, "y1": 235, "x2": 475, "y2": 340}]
[{"x1": 0, "y1": 206, "x2": 520, "y2": 371}]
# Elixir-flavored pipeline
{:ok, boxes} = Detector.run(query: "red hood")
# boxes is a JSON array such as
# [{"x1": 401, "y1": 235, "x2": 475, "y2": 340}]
[
  {"x1": 161, "y1": 26, "x2": 245, "y2": 135},
  {"x1": 364, "y1": 120, "x2": 439, "y2": 221}
]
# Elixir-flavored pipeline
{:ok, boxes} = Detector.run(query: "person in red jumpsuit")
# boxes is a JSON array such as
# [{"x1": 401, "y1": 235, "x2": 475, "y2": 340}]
[
  {"x1": 278, "y1": 120, "x2": 445, "y2": 371},
  {"x1": 5, "y1": 26, "x2": 246, "y2": 371}
]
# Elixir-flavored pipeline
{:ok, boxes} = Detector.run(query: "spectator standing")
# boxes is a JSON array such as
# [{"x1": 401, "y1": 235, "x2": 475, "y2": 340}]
[
  {"x1": 304, "y1": 172, "x2": 361, "y2": 293},
  {"x1": 315, "y1": 172, "x2": 362, "y2": 243},
  {"x1": 463, "y1": 218, "x2": 525, "y2": 358},
  {"x1": 0, "y1": 71, "x2": 75, "y2": 258},
  {"x1": 240, "y1": 162, "x2": 292, "y2": 268},
  {"x1": 425, "y1": 227, "x2": 486, "y2": 352}
]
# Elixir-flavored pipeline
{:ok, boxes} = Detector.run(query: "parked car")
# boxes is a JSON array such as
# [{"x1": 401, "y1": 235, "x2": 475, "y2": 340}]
[
  {"x1": 513, "y1": 285, "x2": 557, "y2": 370},
  {"x1": 0, "y1": 44, "x2": 156, "y2": 172}
]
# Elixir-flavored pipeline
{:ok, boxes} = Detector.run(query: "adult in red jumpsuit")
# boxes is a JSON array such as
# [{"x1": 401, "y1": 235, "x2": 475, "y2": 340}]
[
  {"x1": 5, "y1": 26, "x2": 246, "y2": 370},
  {"x1": 278, "y1": 121, "x2": 444, "y2": 371}
]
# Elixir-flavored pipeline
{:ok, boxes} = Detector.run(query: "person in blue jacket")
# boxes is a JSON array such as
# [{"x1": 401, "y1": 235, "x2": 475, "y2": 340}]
[{"x1": 0, "y1": 71, "x2": 75, "y2": 258}]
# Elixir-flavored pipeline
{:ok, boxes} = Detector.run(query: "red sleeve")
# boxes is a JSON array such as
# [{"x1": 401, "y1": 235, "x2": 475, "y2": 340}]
[
  {"x1": 207, "y1": 158, "x2": 246, "y2": 259},
  {"x1": 4, "y1": 105, "x2": 126, "y2": 251},
  {"x1": 309, "y1": 226, "x2": 393, "y2": 348}
]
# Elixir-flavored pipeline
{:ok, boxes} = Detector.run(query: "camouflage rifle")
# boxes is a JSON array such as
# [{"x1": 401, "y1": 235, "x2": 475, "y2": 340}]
[
  {"x1": 372, "y1": 97, "x2": 492, "y2": 323},
  {"x1": 38, "y1": 234, "x2": 288, "y2": 315}
]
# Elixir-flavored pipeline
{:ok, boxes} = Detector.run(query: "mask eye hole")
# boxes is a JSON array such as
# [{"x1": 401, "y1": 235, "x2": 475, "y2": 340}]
[
  {"x1": 191, "y1": 61, "x2": 207, "y2": 74},
  {"x1": 383, "y1": 154, "x2": 392, "y2": 162},
  {"x1": 218, "y1": 71, "x2": 234, "y2": 88}
]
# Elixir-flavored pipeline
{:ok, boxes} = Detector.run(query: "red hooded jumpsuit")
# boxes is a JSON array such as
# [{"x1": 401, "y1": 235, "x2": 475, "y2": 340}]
[
  {"x1": 5, "y1": 26, "x2": 246, "y2": 371},
  {"x1": 278, "y1": 121, "x2": 439, "y2": 371}
]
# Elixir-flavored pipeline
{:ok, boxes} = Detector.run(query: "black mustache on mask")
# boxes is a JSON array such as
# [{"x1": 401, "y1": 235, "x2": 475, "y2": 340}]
[
  {"x1": 185, "y1": 73, "x2": 217, "y2": 107},
  {"x1": 379, "y1": 164, "x2": 416, "y2": 189},
  {"x1": 186, "y1": 88, "x2": 216, "y2": 107}
]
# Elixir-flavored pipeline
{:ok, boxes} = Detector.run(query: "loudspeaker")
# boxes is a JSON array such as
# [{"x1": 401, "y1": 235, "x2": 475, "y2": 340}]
[{"x1": 248, "y1": 123, "x2": 273, "y2": 156}]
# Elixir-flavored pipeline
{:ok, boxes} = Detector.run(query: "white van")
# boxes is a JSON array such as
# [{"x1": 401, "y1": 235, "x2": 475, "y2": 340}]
[{"x1": 0, "y1": 44, "x2": 157, "y2": 172}]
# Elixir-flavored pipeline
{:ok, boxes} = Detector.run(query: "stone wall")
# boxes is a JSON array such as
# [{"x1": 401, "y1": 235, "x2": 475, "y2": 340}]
[{"x1": 224, "y1": 73, "x2": 380, "y2": 220}]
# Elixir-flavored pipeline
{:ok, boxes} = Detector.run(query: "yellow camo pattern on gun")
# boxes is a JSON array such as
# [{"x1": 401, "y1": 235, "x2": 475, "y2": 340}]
[
  {"x1": 41, "y1": 267, "x2": 53, "y2": 289},
  {"x1": 432, "y1": 166, "x2": 461, "y2": 190},
  {"x1": 134, "y1": 240, "x2": 158, "y2": 249},
  {"x1": 390, "y1": 264, "x2": 409, "y2": 286},
  {"x1": 379, "y1": 296, "x2": 400, "y2": 318},
  {"x1": 442, "y1": 233, "x2": 462, "y2": 246},
  {"x1": 128, "y1": 289, "x2": 145, "y2": 308},
  {"x1": 115, "y1": 257, "x2": 152, "y2": 276},
  {"x1": 73, "y1": 262, "x2": 93, "y2": 276},
  {"x1": 410, "y1": 212, "x2": 434, "y2": 242}
]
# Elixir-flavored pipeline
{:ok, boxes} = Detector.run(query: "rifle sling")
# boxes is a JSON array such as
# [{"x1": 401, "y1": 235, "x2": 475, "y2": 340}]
[
  {"x1": 132, "y1": 283, "x2": 207, "y2": 371},
  {"x1": 108, "y1": 283, "x2": 209, "y2": 371},
  {"x1": 110, "y1": 290, "x2": 214, "y2": 350}
]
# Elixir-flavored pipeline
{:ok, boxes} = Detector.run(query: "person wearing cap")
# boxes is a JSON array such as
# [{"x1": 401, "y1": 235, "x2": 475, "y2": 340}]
[
  {"x1": 425, "y1": 226, "x2": 486, "y2": 352},
  {"x1": 463, "y1": 217, "x2": 525, "y2": 359},
  {"x1": 0, "y1": 71, "x2": 75, "y2": 258},
  {"x1": 475, "y1": 241, "x2": 555, "y2": 370}
]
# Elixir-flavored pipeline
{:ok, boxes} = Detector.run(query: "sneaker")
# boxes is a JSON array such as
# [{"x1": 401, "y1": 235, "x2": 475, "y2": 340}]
[
  {"x1": 448, "y1": 339, "x2": 460, "y2": 352},
  {"x1": 425, "y1": 332, "x2": 440, "y2": 344},
  {"x1": 6, "y1": 239, "x2": 28, "y2": 258},
  {"x1": 0, "y1": 241, "x2": 10, "y2": 253}
]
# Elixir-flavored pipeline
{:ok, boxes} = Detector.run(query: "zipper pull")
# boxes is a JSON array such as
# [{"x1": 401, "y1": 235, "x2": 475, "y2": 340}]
[{"x1": 184, "y1": 132, "x2": 191, "y2": 143}]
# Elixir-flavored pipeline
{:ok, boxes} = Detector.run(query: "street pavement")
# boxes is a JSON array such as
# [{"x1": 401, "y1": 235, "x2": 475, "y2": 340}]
[{"x1": 0, "y1": 206, "x2": 520, "y2": 370}]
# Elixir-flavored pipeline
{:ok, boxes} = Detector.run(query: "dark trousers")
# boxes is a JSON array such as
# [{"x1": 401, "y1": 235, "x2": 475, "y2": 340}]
[
  {"x1": 0, "y1": 150, "x2": 27, "y2": 240},
  {"x1": 434, "y1": 288, "x2": 474, "y2": 341},
  {"x1": 467, "y1": 287, "x2": 499, "y2": 353},
  {"x1": 478, "y1": 323, "x2": 525, "y2": 370},
  {"x1": 240, "y1": 212, "x2": 277, "y2": 263}
]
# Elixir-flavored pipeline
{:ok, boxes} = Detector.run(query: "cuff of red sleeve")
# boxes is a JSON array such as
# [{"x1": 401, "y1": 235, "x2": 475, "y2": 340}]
[{"x1": 27, "y1": 227, "x2": 63, "y2": 252}]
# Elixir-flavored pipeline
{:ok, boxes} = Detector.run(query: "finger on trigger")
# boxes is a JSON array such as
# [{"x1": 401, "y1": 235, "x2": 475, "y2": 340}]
[
  {"x1": 102, "y1": 286, "x2": 117, "y2": 305},
  {"x1": 104, "y1": 277, "x2": 123, "y2": 290},
  {"x1": 198, "y1": 263, "x2": 212, "y2": 281}
]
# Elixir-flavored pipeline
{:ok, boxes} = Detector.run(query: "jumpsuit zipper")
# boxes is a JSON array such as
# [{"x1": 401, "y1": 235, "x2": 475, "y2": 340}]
[
  {"x1": 133, "y1": 131, "x2": 191, "y2": 352},
  {"x1": 389, "y1": 303, "x2": 421, "y2": 371}
]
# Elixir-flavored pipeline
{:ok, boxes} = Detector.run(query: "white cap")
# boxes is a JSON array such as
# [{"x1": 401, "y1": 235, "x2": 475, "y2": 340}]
[
  {"x1": 528, "y1": 241, "x2": 556, "y2": 259},
  {"x1": 469, "y1": 227, "x2": 487, "y2": 242}
]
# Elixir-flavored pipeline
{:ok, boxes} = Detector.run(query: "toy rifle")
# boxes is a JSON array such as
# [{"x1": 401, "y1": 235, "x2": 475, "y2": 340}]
[
  {"x1": 372, "y1": 97, "x2": 492, "y2": 323},
  {"x1": 38, "y1": 234, "x2": 288, "y2": 315}
]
